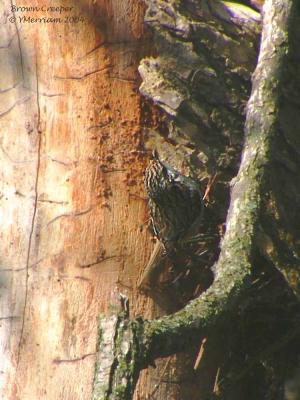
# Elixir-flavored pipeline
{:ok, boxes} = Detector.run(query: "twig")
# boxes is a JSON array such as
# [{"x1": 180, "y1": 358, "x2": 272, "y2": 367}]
[
  {"x1": 213, "y1": 367, "x2": 221, "y2": 395},
  {"x1": 203, "y1": 173, "x2": 218, "y2": 202},
  {"x1": 194, "y1": 337, "x2": 208, "y2": 370}
]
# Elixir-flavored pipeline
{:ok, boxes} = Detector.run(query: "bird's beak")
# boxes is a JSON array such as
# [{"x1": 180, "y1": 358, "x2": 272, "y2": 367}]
[{"x1": 152, "y1": 149, "x2": 159, "y2": 160}]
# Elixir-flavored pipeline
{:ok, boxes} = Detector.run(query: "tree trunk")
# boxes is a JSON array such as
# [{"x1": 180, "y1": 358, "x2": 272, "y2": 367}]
[
  {"x1": 2, "y1": 0, "x2": 300, "y2": 400},
  {"x1": 0, "y1": 1, "x2": 156, "y2": 399}
]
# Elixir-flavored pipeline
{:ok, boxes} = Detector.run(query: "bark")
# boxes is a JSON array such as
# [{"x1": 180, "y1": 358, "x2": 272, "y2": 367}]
[
  {"x1": 93, "y1": 0, "x2": 300, "y2": 399},
  {"x1": 2, "y1": 0, "x2": 300, "y2": 399},
  {"x1": 0, "y1": 1, "x2": 152, "y2": 399}
]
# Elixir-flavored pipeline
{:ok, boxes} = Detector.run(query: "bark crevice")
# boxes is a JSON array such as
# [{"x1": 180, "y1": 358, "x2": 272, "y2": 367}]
[{"x1": 17, "y1": 60, "x2": 42, "y2": 368}]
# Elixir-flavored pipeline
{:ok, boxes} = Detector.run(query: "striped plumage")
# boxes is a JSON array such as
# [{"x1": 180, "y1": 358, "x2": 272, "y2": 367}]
[{"x1": 144, "y1": 152, "x2": 203, "y2": 252}]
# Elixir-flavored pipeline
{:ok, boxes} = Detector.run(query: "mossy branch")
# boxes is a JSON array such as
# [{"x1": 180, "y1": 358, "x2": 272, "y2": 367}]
[{"x1": 142, "y1": 0, "x2": 293, "y2": 359}]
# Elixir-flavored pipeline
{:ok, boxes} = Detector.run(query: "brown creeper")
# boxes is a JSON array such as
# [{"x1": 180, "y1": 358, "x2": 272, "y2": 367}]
[{"x1": 144, "y1": 151, "x2": 203, "y2": 254}]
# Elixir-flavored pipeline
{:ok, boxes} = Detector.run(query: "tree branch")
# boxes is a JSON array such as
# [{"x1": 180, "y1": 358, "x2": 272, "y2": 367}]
[{"x1": 142, "y1": 0, "x2": 293, "y2": 359}]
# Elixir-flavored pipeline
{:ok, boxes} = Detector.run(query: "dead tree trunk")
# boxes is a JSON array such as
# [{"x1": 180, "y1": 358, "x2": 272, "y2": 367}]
[
  {"x1": 2, "y1": 0, "x2": 300, "y2": 399},
  {"x1": 0, "y1": 1, "x2": 155, "y2": 399}
]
